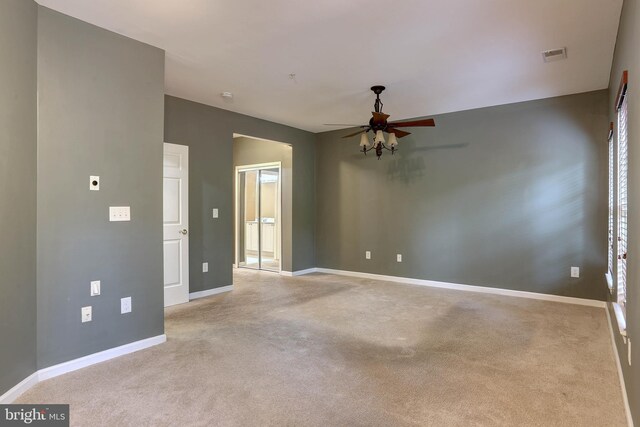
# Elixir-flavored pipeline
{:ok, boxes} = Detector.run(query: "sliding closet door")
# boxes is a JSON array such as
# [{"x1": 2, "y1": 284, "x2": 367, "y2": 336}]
[
  {"x1": 236, "y1": 165, "x2": 281, "y2": 272},
  {"x1": 258, "y1": 169, "x2": 279, "y2": 271}
]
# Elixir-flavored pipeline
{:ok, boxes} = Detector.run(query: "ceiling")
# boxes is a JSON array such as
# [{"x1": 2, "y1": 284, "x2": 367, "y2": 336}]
[{"x1": 36, "y1": 0, "x2": 623, "y2": 133}]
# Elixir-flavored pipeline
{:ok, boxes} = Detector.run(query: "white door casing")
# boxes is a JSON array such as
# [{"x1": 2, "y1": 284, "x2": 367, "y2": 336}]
[{"x1": 163, "y1": 143, "x2": 189, "y2": 307}]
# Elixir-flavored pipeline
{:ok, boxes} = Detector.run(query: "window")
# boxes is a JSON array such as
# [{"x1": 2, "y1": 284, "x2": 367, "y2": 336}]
[
  {"x1": 616, "y1": 70, "x2": 629, "y2": 320},
  {"x1": 607, "y1": 122, "x2": 614, "y2": 292}
]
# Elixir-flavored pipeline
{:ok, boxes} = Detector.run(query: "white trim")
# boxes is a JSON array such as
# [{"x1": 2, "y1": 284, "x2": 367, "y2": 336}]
[
  {"x1": 0, "y1": 334, "x2": 166, "y2": 403},
  {"x1": 293, "y1": 268, "x2": 318, "y2": 276},
  {"x1": 0, "y1": 372, "x2": 39, "y2": 404},
  {"x1": 315, "y1": 268, "x2": 606, "y2": 307},
  {"x1": 189, "y1": 285, "x2": 233, "y2": 300},
  {"x1": 38, "y1": 335, "x2": 166, "y2": 381},
  {"x1": 280, "y1": 268, "x2": 318, "y2": 277},
  {"x1": 606, "y1": 304, "x2": 634, "y2": 427}
]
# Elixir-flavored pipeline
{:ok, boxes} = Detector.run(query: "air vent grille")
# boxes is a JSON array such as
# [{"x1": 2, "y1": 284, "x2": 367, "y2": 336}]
[{"x1": 542, "y1": 47, "x2": 567, "y2": 63}]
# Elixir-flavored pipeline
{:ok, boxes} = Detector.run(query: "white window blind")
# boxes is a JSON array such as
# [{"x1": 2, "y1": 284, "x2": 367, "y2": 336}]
[
  {"x1": 617, "y1": 94, "x2": 628, "y2": 316},
  {"x1": 608, "y1": 129, "x2": 614, "y2": 285}
]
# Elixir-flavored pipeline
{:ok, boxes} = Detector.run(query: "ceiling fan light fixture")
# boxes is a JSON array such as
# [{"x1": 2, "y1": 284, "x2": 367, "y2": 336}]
[
  {"x1": 359, "y1": 132, "x2": 370, "y2": 147},
  {"x1": 374, "y1": 130, "x2": 385, "y2": 144},
  {"x1": 388, "y1": 132, "x2": 398, "y2": 147},
  {"x1": 338, "y1": 86, "x2": 435, "y2": 159}
]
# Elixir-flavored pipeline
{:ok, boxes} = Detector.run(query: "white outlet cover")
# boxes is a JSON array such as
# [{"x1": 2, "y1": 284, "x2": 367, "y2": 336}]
[
  {"x1": 81, "y1": 306, "x2": 92, "y2": 323},
  {"x1": 121, "y1": 297, "x2": 132, "y2": 314},
  {"x1": 203, "y1": 262, "x2": 209, "y2": 273},
  {"x1": 90, "y1": 280, "x2": 101, "y2": 296},
  {"x1": 397, "y1": 254, "x2": 402, "y2": 262},
  {"x1": 212, "y1": 208, "x2": 219, "y2": 218},
  {"x1": 365, "y1": 251, "x2": 371, "y2": 260},
  {"x1": 109, "y1": 206, "x2": 131, "y2": 222},
  {"x1": 90, "y1": 176, "x2": 100, "y2": 191},
  {"x1": 570, "y1": 266, "x2": 580, "y2": 278}
]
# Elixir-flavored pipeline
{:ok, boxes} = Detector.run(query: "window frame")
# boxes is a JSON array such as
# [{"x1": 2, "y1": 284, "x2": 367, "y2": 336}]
[{"x1": 615, "y1": 70, "x2": 629, "y2": 327}]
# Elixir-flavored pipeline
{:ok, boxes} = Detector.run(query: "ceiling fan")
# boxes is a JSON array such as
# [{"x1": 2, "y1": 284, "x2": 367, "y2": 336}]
[{"x1": 329, "y1": 86, "x2": 436, "y2": 159}]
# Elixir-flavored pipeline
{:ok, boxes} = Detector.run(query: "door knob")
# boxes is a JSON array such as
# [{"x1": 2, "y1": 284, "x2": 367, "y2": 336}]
[{"x1": 179, "y1": 229, "x2": 188, "y2": 235}]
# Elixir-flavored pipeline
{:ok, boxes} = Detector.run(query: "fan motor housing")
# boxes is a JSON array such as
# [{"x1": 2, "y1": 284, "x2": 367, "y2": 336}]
[{"x1": 369, "y1": 117, "x2": 387, "y2": 132}]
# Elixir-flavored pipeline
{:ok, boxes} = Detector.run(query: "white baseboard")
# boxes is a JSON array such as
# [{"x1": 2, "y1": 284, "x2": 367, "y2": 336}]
[
  {"x1": 606, "y1": 304, "x2": 634, "y2": 427},
  {"x1": 281, "y1": 268, "x2": 317, "y2": 277},
  {"x1": 0, "y1": 334, "x2": 166, "y2": 403},
  {"x1": 189, "y1": 285, "x2": 233, "y2": 300},
  {"x1": 292, "y1": 268, "x2": 318, "y2": 276},
  {"x1": 315, "y1": 268, "x2": 606, "y2": 308},
  {"x1": 38, "y1": 335, "x2": 166, "y2": 381},
  {"x1": 0, "y1": 372, "x2": 39, "y2": 404}
]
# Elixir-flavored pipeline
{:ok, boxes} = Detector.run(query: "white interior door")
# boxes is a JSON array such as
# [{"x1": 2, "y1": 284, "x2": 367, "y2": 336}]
[{"x1": 163, "y1": 143, "x2": 189, "y2": 307}]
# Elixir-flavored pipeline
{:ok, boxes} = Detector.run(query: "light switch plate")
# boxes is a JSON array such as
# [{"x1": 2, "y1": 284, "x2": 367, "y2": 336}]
[
  {"x1": 397, "y1": 254, "x2": 402, "y2": 262},
  {"x1": 90, "y1": 280, "x2": 101, "y2": 296},
  {"x1": 90, "y1": 176, "x2": 100, "y2": 191},
  {"x1": 121, "y1": 297, "x2": 132, "y2": 314},
  {"x1": 570, "y1": 266, "x2": 580, "y2": 278},
  {"x1": 81, "y1": 306, "x2": 92, "y2": 323},
  {"x1": 203, "y1": 262, "x2": 209, "y2": 273},
  {"x1": 109, "y1": 206, "x2": 130, "y2": 222},
  {"x1": 212, "y1": 208, "x2": 219, "y2": 219},
  {"x1": 365, "y1": 251, "x2": 371, "y2": 260}
]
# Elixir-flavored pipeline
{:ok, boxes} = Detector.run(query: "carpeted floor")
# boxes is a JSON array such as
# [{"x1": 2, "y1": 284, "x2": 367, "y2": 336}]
[{"x1": 17, "y1": 270, "x2": 627, "y2": 426}]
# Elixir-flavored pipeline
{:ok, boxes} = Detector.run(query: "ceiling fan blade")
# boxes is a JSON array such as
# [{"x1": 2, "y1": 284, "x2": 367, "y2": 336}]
[
  {"x1": 341, "y1": 129, "x2": 368, "y2": 139},
  {"x1": 372, "y1": 112, "x2": 390, "y2": 123},
  {"x1": 388, "y1": 118, "x2": 435, "y2": 127},
  {"x1": 387, "y1": 128, "x2": 411, "y2": 138}
]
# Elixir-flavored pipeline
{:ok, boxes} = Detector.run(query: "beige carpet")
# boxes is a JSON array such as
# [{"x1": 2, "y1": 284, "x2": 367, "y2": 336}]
[{"x1": 18, "y1": 270, "x2": 627, "y2": 426}]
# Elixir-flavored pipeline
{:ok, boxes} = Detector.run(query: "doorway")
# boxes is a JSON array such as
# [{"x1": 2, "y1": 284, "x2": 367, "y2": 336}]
[
  {"x1": 235, "y1": 163, "x2": 281, "y2": 272},
  {"x1": 163, "y1": 143, "x2": 190, "y2": 307}
]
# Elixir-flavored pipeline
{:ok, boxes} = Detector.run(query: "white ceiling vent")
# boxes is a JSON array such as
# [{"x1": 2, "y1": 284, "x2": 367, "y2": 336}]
[{"x1": 542, "y1": 47, "x2": 567, "y2": 63}]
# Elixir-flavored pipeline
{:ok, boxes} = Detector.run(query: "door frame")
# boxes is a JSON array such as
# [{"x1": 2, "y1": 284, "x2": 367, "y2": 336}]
[{"x1": 234, "y1": 162, "x2": 282, "y2": 272}]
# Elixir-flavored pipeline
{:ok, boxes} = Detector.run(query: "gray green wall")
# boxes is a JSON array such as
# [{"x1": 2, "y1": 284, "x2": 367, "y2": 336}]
[
  {"x1": 36, "y1": 7, "x2": 166, "y2": 368},
  {"x1": 233, "y1": 137, "x2": 293, "y2": 272},
  {"x1": 164, "y1": 96, "x2": 316, "y2": 292},
  {"x1": 0, "y1": 0, "x2": 37, "y2": 396},
  {"x1": 316, "y1": 90, "x2": 609, "y2": 301},
  {"x1": 608, "y1": 0, "x2": 639, "y2": 421}
]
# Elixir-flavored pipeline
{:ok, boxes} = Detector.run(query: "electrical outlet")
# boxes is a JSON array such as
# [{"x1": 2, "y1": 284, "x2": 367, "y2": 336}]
[
  {"x1": 121, "y1": 297, "x2": 132, "y2": 314},
  {"x1": 81, "y1": 306, "x2": 92, "y2": 323},
  {"x1": 203, "y1": 262, "x2": 209, "y2": 273},
  {"x1": 212, "y1": 208, "x2": 219, "y2": 219},
  {"x1": 89, "y1": 176, "x2": 100, "y2": 191},
  {"x1": 90, "y1": 280, "x2": 101, "y2": 296},
  {"x1": 397, "y1": 254, "x2": 402, "y2": 262},
  {"x1": 109, "y1": 206, "x2": 131, "y2": 222},
  {"x1": 365, "y1": 251, "x2": 371, "y2": 260},
  {"x1": 570, "y1": 266, "x2": 580, "y2": 278}
]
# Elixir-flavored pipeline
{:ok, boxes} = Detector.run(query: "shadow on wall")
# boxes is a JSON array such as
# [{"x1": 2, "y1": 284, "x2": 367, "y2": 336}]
[{"x1": 386, "y1": 137, "x2": 469, "y2": 184}]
